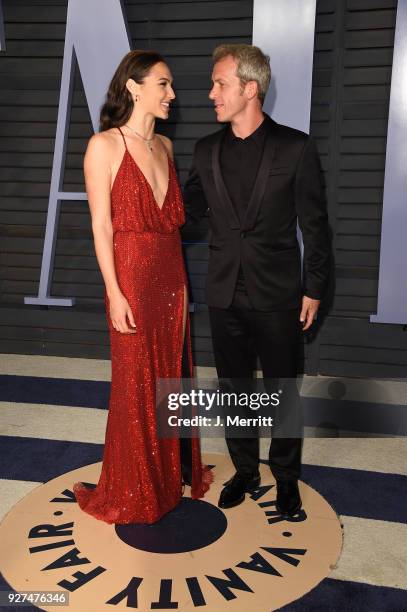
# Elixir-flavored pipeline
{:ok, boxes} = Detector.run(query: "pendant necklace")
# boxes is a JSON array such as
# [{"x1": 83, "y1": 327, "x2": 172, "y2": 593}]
[{"x1": 124, "y1": 124, "x2": 155, "y2": 152}]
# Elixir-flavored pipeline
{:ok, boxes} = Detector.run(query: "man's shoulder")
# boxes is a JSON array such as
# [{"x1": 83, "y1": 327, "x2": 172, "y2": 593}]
[{"x1": 271, "y1": 118, "x2": 309, "y2": 145}]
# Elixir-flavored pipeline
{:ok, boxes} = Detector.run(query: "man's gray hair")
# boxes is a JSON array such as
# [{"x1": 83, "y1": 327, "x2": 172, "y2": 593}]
[{"x1": 213, "y1": 44, "x2": 271, "y2": 103}]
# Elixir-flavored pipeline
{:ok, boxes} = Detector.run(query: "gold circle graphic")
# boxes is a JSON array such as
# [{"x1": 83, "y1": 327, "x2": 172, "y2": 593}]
[{"x1": 0, "y1": 454, "x2": 342, "y2": 611}]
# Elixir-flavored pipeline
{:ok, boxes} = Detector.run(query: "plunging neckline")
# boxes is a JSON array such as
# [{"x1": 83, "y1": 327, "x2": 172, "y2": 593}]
[
  {"x1": 130, "y1": 150, "x2": 171, "y2": 211},
  {"x1": 112, "y1": 148, "x2": 171, "y2": 212}
]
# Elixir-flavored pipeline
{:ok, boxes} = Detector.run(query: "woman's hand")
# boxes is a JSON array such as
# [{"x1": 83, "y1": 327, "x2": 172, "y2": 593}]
[{"x1": 109, "y1": 291, "x2": 137, "y2": 334}]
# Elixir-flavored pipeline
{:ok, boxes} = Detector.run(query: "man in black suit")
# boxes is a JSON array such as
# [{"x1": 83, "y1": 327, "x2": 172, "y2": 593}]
[{"x1": 183, "y1": 44, "x2": 330, "y2": 516}]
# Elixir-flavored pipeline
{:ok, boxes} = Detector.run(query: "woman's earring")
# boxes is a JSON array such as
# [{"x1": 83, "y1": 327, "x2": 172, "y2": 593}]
[{"x1": 134, "y1": 94, "x2": 139, "y2": 102}]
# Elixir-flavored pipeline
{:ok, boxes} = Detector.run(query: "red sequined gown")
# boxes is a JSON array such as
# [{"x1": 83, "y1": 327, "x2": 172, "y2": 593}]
[{"x1": 74, "y1": 128, "x2": 211, "y2": 524}]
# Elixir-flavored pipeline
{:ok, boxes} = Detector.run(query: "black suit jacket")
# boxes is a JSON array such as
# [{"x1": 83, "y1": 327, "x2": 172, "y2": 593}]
[{"x1": 183, "y1": 114, "x2": 330, "y2": 311}]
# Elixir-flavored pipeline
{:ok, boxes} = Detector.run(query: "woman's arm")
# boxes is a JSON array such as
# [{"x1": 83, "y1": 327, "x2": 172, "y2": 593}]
[{"x1": 84, "y1": 133, "x2": 136, "y2": 334}]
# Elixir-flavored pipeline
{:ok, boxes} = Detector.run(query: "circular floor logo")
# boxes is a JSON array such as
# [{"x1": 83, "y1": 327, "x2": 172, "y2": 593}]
[{"x1": 0, "y1": 454, "x2": 342, "y2": 611}]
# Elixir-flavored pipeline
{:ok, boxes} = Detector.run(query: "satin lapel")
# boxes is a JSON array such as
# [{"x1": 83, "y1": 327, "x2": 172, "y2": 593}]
[
  {"x1": 242, "y1": 130, "x2": 276, "y2": 231},
  {"x1": 211, "y1": 136, "x2": 241, "y2": 229}
]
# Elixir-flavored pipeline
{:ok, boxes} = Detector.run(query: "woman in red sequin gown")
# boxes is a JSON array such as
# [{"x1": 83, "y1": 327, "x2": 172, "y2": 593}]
[{"x1": 73, "y1": 51, "x2": 212, "y2": 524}]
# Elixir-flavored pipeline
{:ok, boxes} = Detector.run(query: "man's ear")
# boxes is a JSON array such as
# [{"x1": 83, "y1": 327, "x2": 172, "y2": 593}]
[{"x1": 245, "y1": 80, "x2": 259, "y2": 100}]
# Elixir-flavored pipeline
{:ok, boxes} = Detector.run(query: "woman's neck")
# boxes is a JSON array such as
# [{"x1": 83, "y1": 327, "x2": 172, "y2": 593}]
[{"x1": 124, "y1": 111, "x2": 156, "y2": 139}]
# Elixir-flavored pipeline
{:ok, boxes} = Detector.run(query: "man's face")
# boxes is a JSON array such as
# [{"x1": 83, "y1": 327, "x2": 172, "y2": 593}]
[{"x1": 209, "y1": 55, "x2": 247, "y2": 122}]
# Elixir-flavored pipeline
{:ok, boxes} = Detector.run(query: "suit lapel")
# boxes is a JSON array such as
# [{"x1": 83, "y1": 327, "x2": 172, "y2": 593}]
[
  {"x1": 211, "y1": 133, "x2": 241, "y2": 229},
  {"x1": 242, "y1": 125, "x2": 276, "y2": 231}
]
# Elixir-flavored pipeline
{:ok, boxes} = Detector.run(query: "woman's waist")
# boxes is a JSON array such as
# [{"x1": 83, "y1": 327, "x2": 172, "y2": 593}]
[
  {"x1": 113, "y1": 229, "x2": 182, "y2": 256},
  {"x1": 113, "y1": 229, "x2": 180, "y2": 240}
]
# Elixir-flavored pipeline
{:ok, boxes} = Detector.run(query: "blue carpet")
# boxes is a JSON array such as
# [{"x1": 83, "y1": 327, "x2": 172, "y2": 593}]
[
  {"x1": 0, "y1": 436, "x2": 103, "y2": 482},
  {"x1": 1, "y1": 436, "x2": 405, "y2": 524},
  {"x1": 279, "y1": 577, "x2": 407, "y2": 611},
  {"x1": 0, "y1": 375, "x2": 109, "y2": 409},
  {"x1": 0, "y1": 375, "x2": 407, "y2": 436},
  {"x1": 1, "y1": 371, "x2": 406, "y2": 610},
  {"x1": 261, "y1": 457, "x2": 406, "y2": 524},
  {"x1": 1, "y1": 375, "x2": 406, "y2": 435},
  {"x1": 300, "y1": 463, "x2": 407, "y2": 524}
]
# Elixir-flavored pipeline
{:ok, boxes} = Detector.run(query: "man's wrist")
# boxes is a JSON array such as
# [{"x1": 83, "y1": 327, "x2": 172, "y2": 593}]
[{"x1": 303, "y1": 293, "x2": 321, "y2": 302}]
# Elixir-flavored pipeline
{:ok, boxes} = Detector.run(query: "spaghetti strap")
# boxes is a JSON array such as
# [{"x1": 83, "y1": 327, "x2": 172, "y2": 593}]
[{"x1": 117, "y1": 127, "x2": 128, "y2": 151}]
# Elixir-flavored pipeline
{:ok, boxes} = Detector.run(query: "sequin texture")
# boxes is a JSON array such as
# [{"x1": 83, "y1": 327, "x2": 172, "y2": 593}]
[{"x1": 73, "y1": 131, "x2": 212, "y2": 524}]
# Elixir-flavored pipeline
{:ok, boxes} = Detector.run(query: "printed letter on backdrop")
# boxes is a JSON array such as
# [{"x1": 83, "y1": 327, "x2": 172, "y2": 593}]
[
  {"x1": 25, "y1": 0, "x2": 130, "y2": 306},
  {"x1": 371, "y1": 0, "x2": 407, "y2": 325}
]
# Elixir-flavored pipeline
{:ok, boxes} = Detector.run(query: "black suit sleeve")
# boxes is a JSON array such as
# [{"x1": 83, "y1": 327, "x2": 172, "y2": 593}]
[
  {"x1": 295, "y1": 136, "x2": 331, "y2": 300},
  {"x1": 182, "y1": 143, "x2": 209, "y2": 226}
]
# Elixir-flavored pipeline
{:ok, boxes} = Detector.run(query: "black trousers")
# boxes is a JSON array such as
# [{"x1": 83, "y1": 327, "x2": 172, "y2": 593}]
[{"x1": 209, "y1": 290, "x2": 303, "y2": 481}]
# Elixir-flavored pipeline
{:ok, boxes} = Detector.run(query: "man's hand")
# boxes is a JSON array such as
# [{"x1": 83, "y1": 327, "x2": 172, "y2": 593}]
[{"x1": 300, "y1": 296, "x2": 320, "y2": 331}]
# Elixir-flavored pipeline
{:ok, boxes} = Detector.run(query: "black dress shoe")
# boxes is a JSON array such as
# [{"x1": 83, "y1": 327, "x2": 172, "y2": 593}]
[
  {"x1": 223, "y1": 472, "x2": 261, "y2": 490},
  {"x1": 218, "y1": 473, "x2": 261, "y2": 509},
  {"x1": 276, "y1": 479, "x2": 302, "y2": 517}
]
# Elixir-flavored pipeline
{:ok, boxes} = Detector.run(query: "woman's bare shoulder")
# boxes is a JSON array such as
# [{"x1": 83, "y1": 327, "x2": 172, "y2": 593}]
[
  {"x1": 86, "y1": 129, "x2": 122, "y2": 160},
  {"x1": 88, "y1": 129, "x2": 120, "y2": 147}
]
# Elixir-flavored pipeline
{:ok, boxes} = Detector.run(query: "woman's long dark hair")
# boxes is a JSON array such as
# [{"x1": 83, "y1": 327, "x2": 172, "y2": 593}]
[{"x1": 100, "y1": 50, "x2": 165, "y2": 132}]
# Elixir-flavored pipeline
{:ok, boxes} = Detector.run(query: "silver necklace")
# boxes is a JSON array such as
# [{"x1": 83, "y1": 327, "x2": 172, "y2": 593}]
[{"x1": 124, "y1": 124, "x2": 155, "y2": 152}]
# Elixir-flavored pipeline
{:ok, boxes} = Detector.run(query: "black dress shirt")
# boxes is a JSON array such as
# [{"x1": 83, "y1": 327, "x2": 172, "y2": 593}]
[{"x1": 220, "y1": 117, "x2": 268, "y2": 295}]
